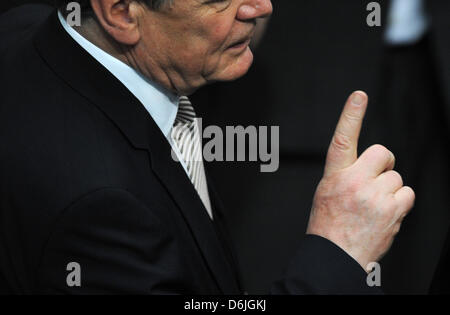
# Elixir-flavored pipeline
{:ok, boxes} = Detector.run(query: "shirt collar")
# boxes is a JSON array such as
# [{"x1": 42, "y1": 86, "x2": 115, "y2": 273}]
[{"x1": 57, "y1": 11, "x2": 179, "y2": 138}]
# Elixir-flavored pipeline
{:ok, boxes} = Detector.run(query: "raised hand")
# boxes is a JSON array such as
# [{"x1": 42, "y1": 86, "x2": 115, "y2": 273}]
[{"x1": 307, "y1": 91, "x2": 415, "y2": 270}]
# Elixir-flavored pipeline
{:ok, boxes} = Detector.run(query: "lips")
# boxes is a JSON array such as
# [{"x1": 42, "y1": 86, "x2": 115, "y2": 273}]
[
  {"x1": 229, "y1": 38, "x2": 251, "y2": 49},
  {"x1": 228, "y1": 30, "x2": 255, "y2": 50}
]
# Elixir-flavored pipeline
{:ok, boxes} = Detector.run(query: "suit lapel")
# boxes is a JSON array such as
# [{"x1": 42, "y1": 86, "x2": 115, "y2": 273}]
[
  {"x1": 33, "y1": 10, "x2": 240, "y2": 294},
  {"x1": 146, "y1": 131, "x2": 240, "y2": 294}
]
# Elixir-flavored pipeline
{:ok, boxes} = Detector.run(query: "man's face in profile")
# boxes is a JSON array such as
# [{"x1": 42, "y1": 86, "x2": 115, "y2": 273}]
[{"x1": 135, "y1": 0, "x2": 272, "y2": 91}]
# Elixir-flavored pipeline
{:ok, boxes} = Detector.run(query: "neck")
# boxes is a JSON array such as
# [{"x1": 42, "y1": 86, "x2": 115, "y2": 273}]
[{"x1": 73, "y1": 16, "x2": 191, "y2": 96}]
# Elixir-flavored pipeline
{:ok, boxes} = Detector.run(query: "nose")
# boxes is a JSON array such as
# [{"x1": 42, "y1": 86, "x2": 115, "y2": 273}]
[{"x1": 237, "y1": 0, "x2": 273, "y2": 21}]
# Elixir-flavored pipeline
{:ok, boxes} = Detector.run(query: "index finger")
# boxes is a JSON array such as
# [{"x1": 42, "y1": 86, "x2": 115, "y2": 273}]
[{"x1": 324, "y1": 91, "x2": 368, "y2": 176}]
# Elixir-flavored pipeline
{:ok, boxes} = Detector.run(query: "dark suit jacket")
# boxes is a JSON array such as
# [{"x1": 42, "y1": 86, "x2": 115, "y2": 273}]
[{"x1": 0, "y1": 5, "x2": 379, "y2": 294}]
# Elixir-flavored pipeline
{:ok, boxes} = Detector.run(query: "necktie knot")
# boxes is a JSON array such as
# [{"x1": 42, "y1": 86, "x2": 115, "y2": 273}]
[{"x1": 175, "y1": 96, "x2": 196, "y2": 125}]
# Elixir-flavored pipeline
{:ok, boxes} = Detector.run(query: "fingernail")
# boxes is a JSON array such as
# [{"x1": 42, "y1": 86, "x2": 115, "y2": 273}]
[{"x1": 351, "y1": 93, "x2": 364, "y2": 106}]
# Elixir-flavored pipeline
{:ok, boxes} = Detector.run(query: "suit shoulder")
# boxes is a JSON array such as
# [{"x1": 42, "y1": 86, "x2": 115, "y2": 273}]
[
  {"x1": 0, "y1": 4, "x2": 53, "y2": 33},
  {"x1": 0, "y1": 5, "x2": 53, "y2": 52}
]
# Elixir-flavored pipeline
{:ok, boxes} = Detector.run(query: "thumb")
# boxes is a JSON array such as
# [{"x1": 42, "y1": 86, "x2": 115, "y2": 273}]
[{"x1": 324, "y1": 91, "x2": 368, "y2": 176}]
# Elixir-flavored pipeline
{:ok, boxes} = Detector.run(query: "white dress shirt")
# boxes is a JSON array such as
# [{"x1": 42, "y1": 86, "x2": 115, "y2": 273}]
[
  {"x1": 58, "y1": 12, "x2": 213, "y2": 218},
  {"x1": 385, "y1": 0, "x2": 429, "y2": 45}
]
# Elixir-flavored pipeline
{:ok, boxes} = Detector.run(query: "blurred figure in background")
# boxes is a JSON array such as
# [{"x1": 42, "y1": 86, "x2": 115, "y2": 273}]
[
  {"x1": 375, "y1": 0, "x2": 450, "y2": 293},
  {"x1": 374, "y1": 0, "x2": 450, "y2": 294}
]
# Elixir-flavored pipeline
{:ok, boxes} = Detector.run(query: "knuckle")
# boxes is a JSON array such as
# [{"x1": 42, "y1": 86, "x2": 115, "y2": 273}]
[
  {"x1": 397, "y1": 187, "x2": 416, "y2": 216},
  {"x1": 393, "y1": 223, "x2": 402, "y2": 235},
  {"x1": 388, "y1": 170, "x2": 403, "y2": 187},
  {"x1": 369, "y1": 144, "x2": 391, "y2": 158},
  {"x1": 399, "y1": 186, "x2": 415, "y2": 200},
  {"x1": 406, "y1": 186, "x2": 415, "y2": 197},
  {"x1": 332, "y1": 131, "x2": 352, "y2": 151},
  {"x1": 343, "y1": 110, "x2": 362, "y2": 123},
  {"x1": 367, "y1": 144, "x2": 395, "y2": 167},
  {"x1": 370, "y1": 143, "x2": 387, "y2": 152},
  {"x1": 405, "y1": 186, "x2": 416, "y2": 204}
]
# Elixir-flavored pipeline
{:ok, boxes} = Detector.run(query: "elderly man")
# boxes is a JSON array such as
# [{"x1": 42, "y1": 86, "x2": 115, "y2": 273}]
[{"x1": 0, "y1": 0, "x2": 414, "y2": 294}]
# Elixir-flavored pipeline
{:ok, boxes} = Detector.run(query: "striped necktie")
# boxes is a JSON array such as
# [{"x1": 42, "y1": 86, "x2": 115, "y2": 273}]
[{"x1": 171, "y1": 96, "x2": 213, "y2": 219}]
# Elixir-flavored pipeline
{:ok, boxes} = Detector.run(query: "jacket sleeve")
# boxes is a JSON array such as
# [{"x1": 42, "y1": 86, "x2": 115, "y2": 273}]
[
  {"x1": 271, "y1": 235, "x2": 383, "y2": 295},
  {"x1": 36, "y1": 188, "x2": 185, "y2": 294}
]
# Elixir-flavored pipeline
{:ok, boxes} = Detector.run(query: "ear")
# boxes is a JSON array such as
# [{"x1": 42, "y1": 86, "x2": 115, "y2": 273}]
[{"x1": 90, "y1": 0, "x2": 142, "y2": 45}]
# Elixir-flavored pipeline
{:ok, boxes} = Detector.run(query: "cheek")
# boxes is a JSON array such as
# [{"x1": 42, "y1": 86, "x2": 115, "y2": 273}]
[
  {"x1": 178, "y1": 22, "x2": 230, "y2": 61},
  {"x1": 210, "y1": 22, "x2": 233, "y2": 50},
  {"x1": 193, "y1": 14, "x2": 235, "y2": 54},
  {"x1": 178, "y1": 22, "x2": 232, "y2": 73},
  {"x1": 211, "y1": 23, "x2": 232, "y2": 48},
  {"x1": 201, "y1": 21, "x2": 235, "y2": 65}
]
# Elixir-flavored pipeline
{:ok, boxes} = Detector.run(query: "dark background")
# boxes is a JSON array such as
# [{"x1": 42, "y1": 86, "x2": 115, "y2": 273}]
[{"x1": 1, "y1": 0, "x2": 449, "y2": 294}]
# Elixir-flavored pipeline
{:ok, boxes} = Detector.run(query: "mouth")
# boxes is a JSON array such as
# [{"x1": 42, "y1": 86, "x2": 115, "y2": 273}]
[
  {"x1": 227, "y1": 30, "x2": 255, "y2": 51},
  {"x1": 228, "y1": 38, "x2": 252, "y2": 51}
]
